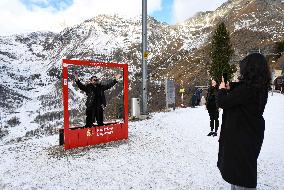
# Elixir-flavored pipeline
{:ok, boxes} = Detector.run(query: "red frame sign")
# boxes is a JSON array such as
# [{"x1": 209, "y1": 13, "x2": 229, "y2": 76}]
[{"x1": 61, "y1": 59, "x2": 128, "y2": 150}]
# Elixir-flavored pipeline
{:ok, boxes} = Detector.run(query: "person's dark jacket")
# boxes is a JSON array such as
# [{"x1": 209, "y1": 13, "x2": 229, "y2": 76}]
[
  {"x1": 206, "y1": 86, "x2": 218, "y2": 110},
  {"x1": 217, "y1": 82, "x2": 268, "y2": 188},
  {"x1": 191, "y1": 93, "x2": 197, "y2": 107},
  {"x1": 196, "y1": 89, "x2": 202, "y2": 104},
  {"x1": 75, "y1": 79, "x2": 117, "y2": 109}
]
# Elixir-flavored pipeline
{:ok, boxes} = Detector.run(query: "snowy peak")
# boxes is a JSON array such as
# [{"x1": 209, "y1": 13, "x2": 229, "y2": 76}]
[{"x1": 183, "y1": 0, "x2": 284, "y2": 36}]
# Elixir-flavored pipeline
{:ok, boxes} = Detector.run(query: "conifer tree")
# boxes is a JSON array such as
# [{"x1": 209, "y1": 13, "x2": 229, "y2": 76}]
[{"x1": 209, "y1": 22, "x2": 235, "y2": 84}]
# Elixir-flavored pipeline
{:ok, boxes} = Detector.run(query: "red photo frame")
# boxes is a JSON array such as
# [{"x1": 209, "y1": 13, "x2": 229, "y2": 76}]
[{"x1": 60, "y1": 59, "x2": 128, "y2": 150}]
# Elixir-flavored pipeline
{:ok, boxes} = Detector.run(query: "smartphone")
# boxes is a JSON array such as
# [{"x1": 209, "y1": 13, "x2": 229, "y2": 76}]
[{"x1": 223, "y1": 73, "x2": 228, "y2": 84}]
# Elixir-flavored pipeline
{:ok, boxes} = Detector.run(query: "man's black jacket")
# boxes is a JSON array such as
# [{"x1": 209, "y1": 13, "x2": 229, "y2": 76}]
[{"x1": 75, "y1": 79, "x2": 117, "y2": 109}]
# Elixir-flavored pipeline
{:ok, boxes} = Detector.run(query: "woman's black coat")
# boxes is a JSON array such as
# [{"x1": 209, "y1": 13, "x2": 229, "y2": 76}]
[{"x1": 217, "y1": 83, "x2": 268, "y2": 188}]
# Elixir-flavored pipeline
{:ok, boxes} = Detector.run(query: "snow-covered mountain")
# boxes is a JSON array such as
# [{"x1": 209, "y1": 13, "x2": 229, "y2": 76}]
[{"x1": 1, "y1": 0, "x2": 284, "y2": 142}]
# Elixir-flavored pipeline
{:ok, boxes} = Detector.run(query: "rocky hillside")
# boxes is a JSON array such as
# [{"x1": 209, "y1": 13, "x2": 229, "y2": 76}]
[{"x1": 1, "y1": 0, "x2": 284, "y2": 143}]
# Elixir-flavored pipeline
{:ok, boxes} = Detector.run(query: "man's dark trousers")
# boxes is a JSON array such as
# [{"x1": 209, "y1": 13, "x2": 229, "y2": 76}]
[
  {"x1": 209, "y1": 109, "x2": 219, "y2": 132},
  {"x1": 85, "y1": 106, "x2": 104, "y2": 127}
]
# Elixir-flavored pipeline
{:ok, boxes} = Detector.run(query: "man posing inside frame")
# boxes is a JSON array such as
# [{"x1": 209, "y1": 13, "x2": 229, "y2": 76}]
[{"x1": 74, "y1": 71, "x2": 122, "y2": 127}]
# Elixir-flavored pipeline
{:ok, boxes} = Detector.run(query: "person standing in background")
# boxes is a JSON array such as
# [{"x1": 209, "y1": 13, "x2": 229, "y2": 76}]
[
  {"x1": 191, "y1": 92, "x2": 197, "y2": 108},
  {"x1": 206, "y1": 79, "x2": 219, "y2": 137}
]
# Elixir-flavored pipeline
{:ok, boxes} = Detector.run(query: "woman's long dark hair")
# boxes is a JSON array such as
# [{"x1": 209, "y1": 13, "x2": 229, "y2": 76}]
[
  {"x1": 239, "y1": 53, "x2": 271, "y2": 90},
  {"x1": 239, "y1": 53, "x2": 271, "y2": 113}
]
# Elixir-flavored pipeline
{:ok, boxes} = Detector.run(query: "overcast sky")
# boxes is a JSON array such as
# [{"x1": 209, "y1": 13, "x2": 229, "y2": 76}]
[{"x1": 0, "y1": 0, "x2": 227, "y2": 36}]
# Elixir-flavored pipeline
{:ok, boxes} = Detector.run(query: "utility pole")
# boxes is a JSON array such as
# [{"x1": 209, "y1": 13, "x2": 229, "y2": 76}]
[{"x1": 142, "y1": 0, "x2": 148, "y2": 114}]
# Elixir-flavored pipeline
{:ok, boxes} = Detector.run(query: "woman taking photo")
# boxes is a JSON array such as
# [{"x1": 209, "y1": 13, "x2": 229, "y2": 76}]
[{"x1": 217, "y1": 53, "x2": 271, "y2": 189}]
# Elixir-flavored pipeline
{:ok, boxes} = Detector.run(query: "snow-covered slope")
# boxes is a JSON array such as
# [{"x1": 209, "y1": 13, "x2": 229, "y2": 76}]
[{"x1": 0, "y1": 92, "x2": 283, "y2": 189}]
